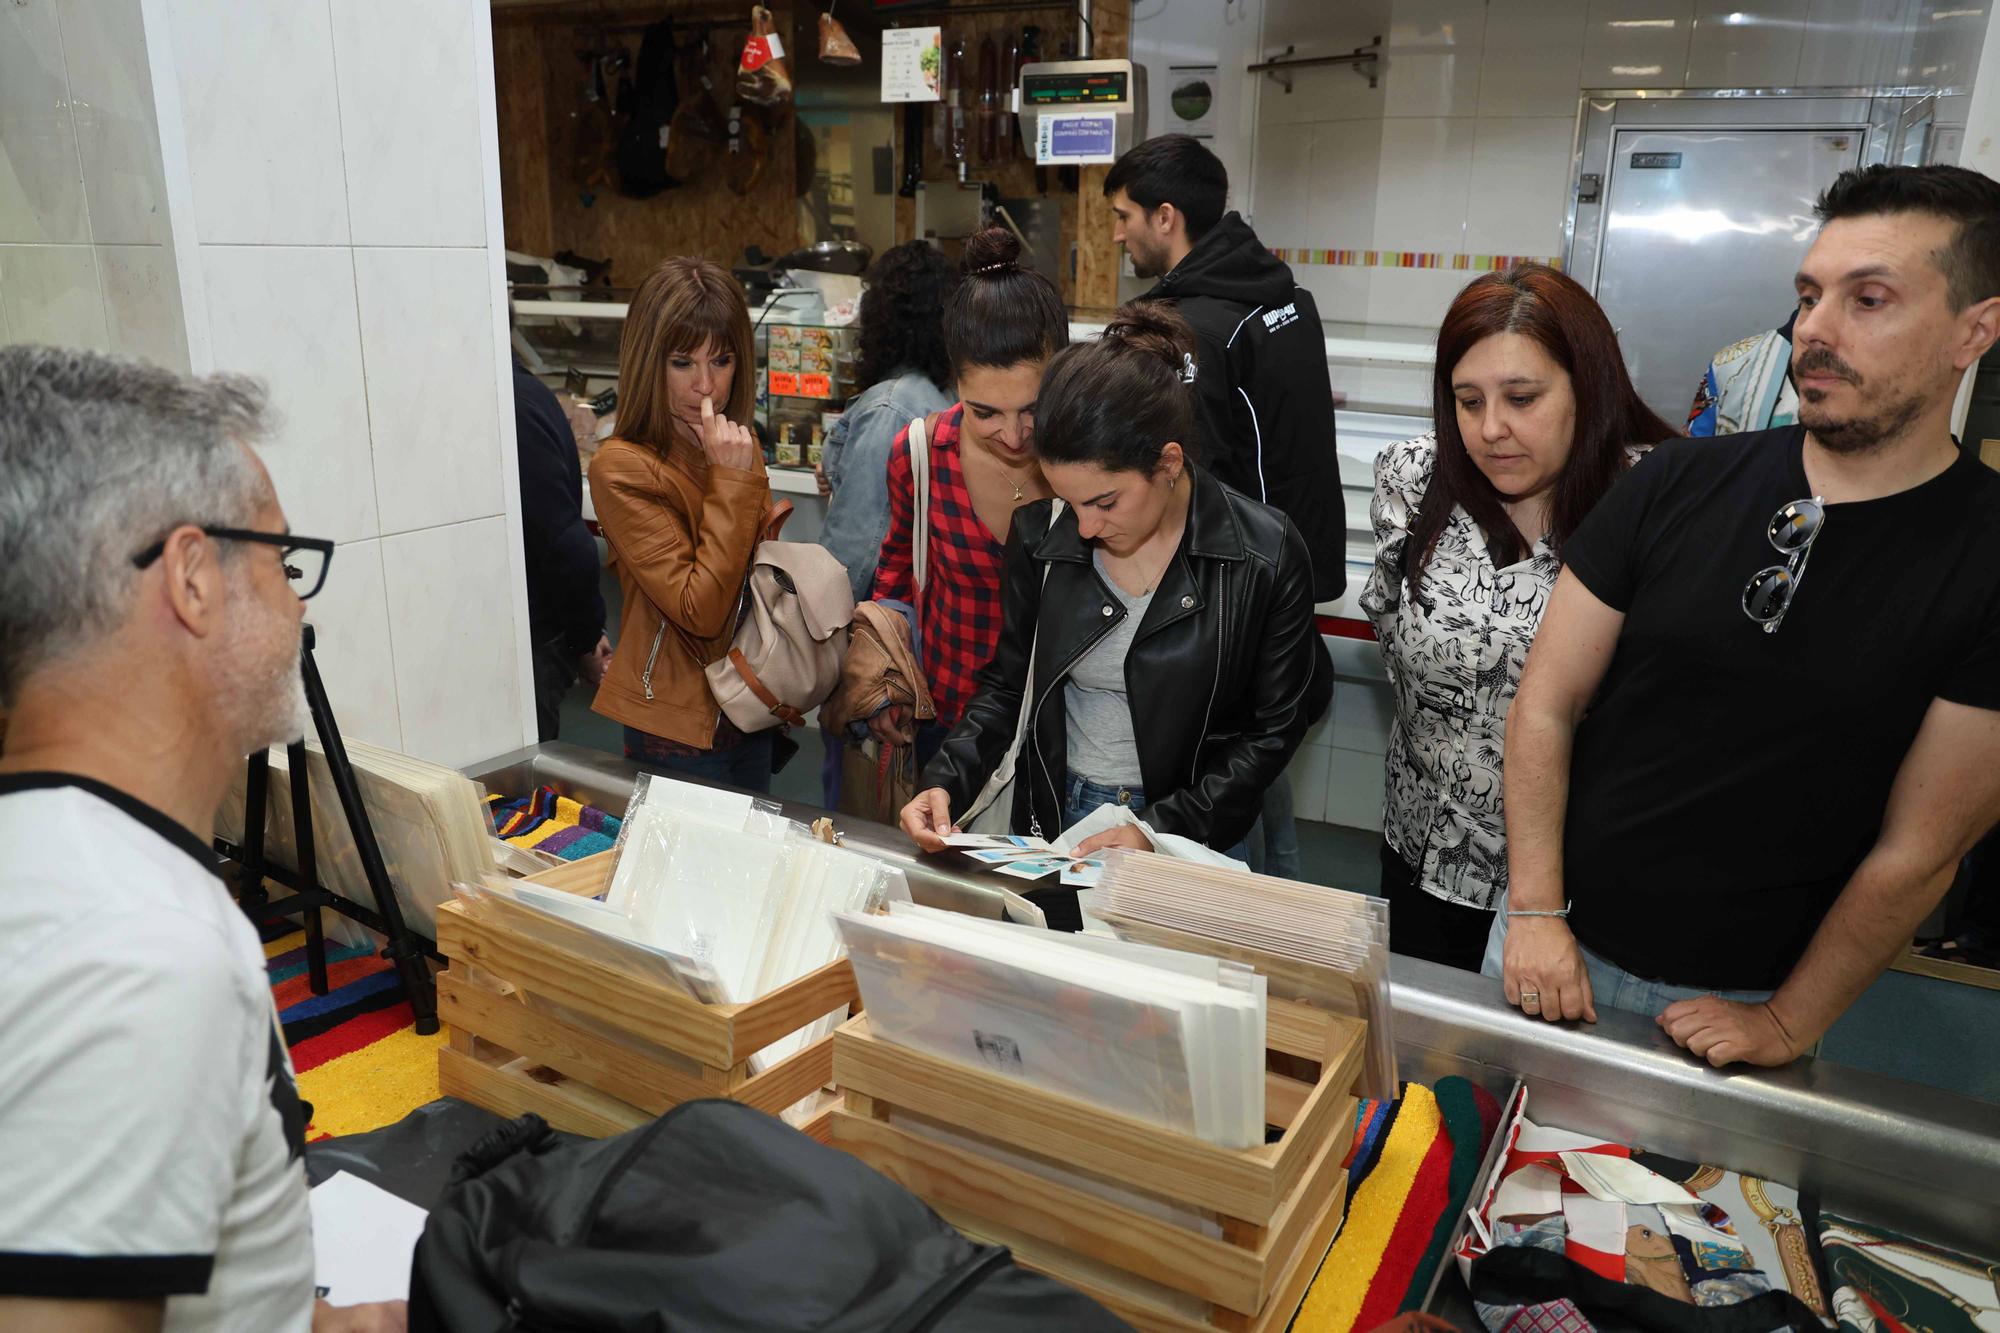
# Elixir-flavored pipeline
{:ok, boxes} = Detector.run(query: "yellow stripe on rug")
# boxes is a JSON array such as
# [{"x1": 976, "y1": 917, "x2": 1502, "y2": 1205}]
[
  {"x1": 1293, "y1": 1084, "x2": 1444, "y2": 1333},
  {"x1": 264, "y1": 929, "x2": 307, "y2": 960},
  {"x1": 298, "y1": 1025, "x2": 448, "y2": 1139}
]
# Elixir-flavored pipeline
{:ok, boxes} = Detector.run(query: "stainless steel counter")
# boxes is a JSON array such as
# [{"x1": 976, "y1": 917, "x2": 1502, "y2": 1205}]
[
  {"x1": 469, "y1": 742, "x2": 2000, "y2": 1265},
  {"x1": 1392, "y1": 953, "x2": 2000, "y2": 1258}
]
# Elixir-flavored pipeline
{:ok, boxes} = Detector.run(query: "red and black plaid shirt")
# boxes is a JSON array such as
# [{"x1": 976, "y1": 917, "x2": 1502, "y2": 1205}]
[{"x1": 871, "y1": 405, "x2": 1006, "y2": 727}]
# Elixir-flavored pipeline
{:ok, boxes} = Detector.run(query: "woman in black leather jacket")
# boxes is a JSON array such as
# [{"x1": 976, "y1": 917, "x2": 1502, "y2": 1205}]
[{"x1": 897, "y1": 302, "x2": 1325, "y2": 914}]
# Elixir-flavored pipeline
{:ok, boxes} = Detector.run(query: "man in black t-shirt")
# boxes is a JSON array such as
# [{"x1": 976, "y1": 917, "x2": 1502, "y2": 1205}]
[{"x1": 1496, "y1": 164, "x2": 2000, "y2": 1067}]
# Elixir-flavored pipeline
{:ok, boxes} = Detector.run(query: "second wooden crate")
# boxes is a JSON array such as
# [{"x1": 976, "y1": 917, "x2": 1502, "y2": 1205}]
[
  {"x1": 435, "y1": 850, "x2": 853, "y2": 1141},
  {"x1": 829, "y1": 997, "x2": 1365, "y2": 1332}
]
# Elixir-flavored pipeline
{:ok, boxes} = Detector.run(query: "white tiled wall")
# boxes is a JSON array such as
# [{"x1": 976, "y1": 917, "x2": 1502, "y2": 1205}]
[
  {"x1": 1580, "y1": 0, "x2": 1696, "y2": 89},
  {"x1": 167, "y1": 0, "x2": 351, "y2": 247},
  {"x1": 1686, "y1": 0, "x2": 1810, "y2": 87},
  {"x1": 351, "y1": 247, "x2": 507, "y2": 535},
  {"x1": 156, "y1": 0, "x2": 532, "y2": 768},
  {"x1": 199, "y1": 244, "x2": 378, "y2": 544},
  {"x1": 1283, "y1": 675, "x2": 1396, "y2": 833},
  {"x1": 1129, "y1": 0, "x2": 1267, "y2": 207},
  {"x1": 1964, "y1": 7, "x2": 2000, "y2": 178},
  {"x1": 0, "y1": 0, "x2": 188, "y2": 369},
  {"x1": 1245, "y1": 0, "x2": 1991, "y2": 340},
  {"x1": 1242, "y1": 0, "x2": 1992, "y2": 830}
]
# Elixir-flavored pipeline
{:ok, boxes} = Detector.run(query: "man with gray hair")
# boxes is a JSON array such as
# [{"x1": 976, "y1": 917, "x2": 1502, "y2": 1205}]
[{"x1": 0, "y1": 347, "x2": 399, "y2": 1331}]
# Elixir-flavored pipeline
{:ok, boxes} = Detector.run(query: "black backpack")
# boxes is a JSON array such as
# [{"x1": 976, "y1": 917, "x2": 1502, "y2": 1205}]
[{"x1": 409, "y1": 1099, "x2": 1133, "y2": 1332}]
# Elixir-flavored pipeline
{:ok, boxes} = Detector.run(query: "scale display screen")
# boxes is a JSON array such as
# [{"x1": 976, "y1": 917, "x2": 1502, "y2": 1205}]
[{"x1": 1021, "y1": 69, "x2": 1130, "y2": 106}]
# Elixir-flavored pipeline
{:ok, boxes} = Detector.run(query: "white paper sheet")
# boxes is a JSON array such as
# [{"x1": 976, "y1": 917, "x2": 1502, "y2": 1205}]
[
  {"x1": 1054, "y1": 803, "x2": 1247, "y2": 868},
  {"x1": 309, "y1": 1171, "x2": 428, "y2": 1304}
]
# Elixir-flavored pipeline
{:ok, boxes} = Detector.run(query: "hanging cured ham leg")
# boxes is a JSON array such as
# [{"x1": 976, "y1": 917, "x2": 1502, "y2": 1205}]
[{"x1": 737, "y1": 5, "x2": 794, "y2": 106}]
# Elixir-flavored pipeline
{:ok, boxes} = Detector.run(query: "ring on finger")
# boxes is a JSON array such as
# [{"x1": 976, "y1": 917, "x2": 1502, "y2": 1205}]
[{"x1": 1521, "y1": 989, "x2": 1541, "y2": 1013}]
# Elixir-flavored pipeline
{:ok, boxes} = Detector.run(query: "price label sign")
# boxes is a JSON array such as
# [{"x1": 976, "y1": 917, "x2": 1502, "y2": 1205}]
[
  {"x1": 768, "y1": 370, "x2": 800, "y2": 396},
  {"x1": 1035, "y1": 111, "x2": 1119, "y2": 165},
  {"x1": 800, "y1": 372, "x2": 833, "y2": 399}
]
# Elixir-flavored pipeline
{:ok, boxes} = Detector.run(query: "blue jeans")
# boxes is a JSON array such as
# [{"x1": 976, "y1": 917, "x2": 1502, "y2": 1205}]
[
  {"x1": 1481, "y1": 893, "x2": 1774, "y2": 1016},
  {"x1": 623, "y1": 726, "x2": 775, "y2": 795},
  {"x1": 1062, "y1": 773, "x2": 1147, "y2": 833},
  {"x1": 1062, "y1": 774, "x2": 1250, "y2": 862},
  {"x1": 1246, "y1": 774, "x2": 1300, "y2": 879}
]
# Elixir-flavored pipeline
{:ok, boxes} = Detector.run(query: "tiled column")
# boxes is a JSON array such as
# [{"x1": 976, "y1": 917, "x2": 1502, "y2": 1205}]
[{"x1": 155, "y1": 0, "x2": 534, "y2": 767}]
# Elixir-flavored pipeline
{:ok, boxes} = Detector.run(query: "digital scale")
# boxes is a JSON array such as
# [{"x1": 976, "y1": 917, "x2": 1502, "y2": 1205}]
[{"x1": 1012, "y1": 58, "x2": 1146, "y2": 166}]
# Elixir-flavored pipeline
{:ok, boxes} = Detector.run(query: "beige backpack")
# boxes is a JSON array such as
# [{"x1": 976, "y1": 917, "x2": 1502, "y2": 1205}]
[{"x1": 705, "y1": 532, "x2": 856, "y2": 734}]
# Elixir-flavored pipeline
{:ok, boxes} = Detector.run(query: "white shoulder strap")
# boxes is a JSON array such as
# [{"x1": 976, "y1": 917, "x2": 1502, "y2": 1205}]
[
  {"x1": 964, "y1": 497, "x2": 1066, "y2": 829},
  {"x1": 909, "y1": 414, "x2": 931, "y2": 595}
]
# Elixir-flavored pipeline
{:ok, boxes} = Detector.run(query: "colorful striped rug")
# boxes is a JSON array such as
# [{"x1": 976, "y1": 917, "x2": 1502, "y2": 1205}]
[
  {"x1": 262, "y1": 923, "x2": 443, "y2": 1141},
  {"x1": 488, "y1": 785, "x2": 622, "y2": 861},
  {"x1": 261, "y1": 788, "x2": 620, "y2": 1139}
]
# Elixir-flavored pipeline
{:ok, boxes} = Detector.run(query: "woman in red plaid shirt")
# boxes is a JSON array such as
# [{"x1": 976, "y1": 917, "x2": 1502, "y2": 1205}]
[{"x1": 867, "y1": 229, "x2": 1071, "y2": 767}]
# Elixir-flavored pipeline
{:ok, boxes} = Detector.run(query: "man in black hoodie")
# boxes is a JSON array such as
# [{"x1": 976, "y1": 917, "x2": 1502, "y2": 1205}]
[
  {"x1": 1107, "y1": 136, "x2": 1341, "y2": 877},
  {"x1": 1106, "y1": 134, "x2": 1346, "y2": 602}
]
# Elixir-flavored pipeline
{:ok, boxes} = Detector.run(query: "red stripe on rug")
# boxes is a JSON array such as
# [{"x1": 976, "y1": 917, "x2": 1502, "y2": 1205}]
[
  {"x1": 269, "y1": 955, "x2": 390, "y2": 1012},
  {"x1": 290, "y1": 1000, "x2": 417, "y2": 1074}
]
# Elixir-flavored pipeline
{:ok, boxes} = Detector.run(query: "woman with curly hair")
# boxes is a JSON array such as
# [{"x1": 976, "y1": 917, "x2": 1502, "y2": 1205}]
[{"x1": 817, "y1": 241, "x2": 958, "y2": 601}]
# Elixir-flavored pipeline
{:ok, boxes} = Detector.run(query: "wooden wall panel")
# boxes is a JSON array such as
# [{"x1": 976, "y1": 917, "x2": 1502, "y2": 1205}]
[
  {"x1": 495, "y1": 22, "x2": 554, "y2": 255},
  {"x1": 1071, "y1": 0, "x2": 1130, "y2": 314},
  {"x1": 889, "y1": 4, "x2": 1077, "y2": 303},
  {"x1": 884, "y1": 0, "x2": 1130, "y2": 310},
  {"x1": 493, "y1": 4, "x2": 800, "y2": 286}
]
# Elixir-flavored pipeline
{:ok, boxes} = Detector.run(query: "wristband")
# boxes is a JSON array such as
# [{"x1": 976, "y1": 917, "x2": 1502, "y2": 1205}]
[{"x1": 1506, "y1": 901, "x2": 1571, "y2": 919}]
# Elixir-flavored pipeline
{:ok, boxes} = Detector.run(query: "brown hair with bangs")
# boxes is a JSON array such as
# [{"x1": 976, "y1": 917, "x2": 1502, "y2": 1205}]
[{"x1": 615, "y1": 256, "x2": 755, "y2": 454}]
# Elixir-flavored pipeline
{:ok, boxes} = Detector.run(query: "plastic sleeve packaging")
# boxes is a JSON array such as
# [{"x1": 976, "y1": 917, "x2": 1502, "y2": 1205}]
[
  {"x1": 1092, "y1": 848, "x2": 1398, "y2": 1100},
  {"x1": 836, "y1": 905, "x2": 1266, "y2": 1148}
]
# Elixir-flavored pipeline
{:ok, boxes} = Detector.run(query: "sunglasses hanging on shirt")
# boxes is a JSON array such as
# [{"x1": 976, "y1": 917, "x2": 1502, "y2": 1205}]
[{"x1": 1741, "y1": 496, "x2": 1825, "y2": 633}]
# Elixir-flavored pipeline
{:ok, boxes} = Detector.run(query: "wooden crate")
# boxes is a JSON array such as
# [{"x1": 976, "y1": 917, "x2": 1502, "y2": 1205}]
[
  {"x1": 435, "y1": 852, "x2": 855, "y2": 1139},
  {"x1": 829, "y1": 998, "x2": 1364, "y2": 1332}
]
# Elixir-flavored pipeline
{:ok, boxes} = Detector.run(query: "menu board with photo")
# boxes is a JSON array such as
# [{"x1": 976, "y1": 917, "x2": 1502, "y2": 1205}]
[{"x1": 881, "y1": 26, "x2": 942, "y2": 103}]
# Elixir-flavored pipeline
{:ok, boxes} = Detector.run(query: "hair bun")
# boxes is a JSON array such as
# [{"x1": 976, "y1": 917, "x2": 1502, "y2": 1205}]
[
  {"x1": 1101, "y1": 300, "x2": 1197, "y2": 377},
  {"x1": 961, "y1": 226, "x2": 1023, "y2": 278}
]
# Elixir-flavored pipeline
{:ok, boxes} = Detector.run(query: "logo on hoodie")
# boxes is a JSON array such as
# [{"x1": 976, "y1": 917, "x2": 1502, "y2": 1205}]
[{"x1": 1262, "y1": 303, "x2": 1300, "y2": 333}]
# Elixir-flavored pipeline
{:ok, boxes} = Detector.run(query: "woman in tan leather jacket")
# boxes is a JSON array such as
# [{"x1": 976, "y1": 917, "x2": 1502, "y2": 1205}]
[{"x1": 588, "y1": 257, "x2": 776, "y2": 791}]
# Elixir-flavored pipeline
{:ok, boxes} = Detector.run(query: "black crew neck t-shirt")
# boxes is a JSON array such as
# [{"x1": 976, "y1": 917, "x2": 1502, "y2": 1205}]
[{"x1": 1558, "y1": 426, "x2": 2000, "y2": 990}]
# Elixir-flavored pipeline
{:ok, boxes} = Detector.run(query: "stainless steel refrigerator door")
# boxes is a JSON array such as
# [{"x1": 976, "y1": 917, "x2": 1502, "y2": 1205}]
[{"x1": 1592, "y1": 128, "x2": 1860, "y2": 422}]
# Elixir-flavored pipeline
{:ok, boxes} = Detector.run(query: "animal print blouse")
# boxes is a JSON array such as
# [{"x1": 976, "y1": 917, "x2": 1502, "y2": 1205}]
[{"x1": 1359, "y1": 433, "x2": 1644, "y2": 911}]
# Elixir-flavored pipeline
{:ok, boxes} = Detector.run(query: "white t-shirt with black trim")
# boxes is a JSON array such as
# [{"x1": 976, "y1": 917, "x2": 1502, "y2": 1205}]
[{"x1": 0, "y1": 774, "x2": 314, "y2": 1330}]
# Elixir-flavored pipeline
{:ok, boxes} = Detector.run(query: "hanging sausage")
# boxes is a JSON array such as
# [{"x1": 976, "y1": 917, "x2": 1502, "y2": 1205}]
[
  {"x1": 975, "y1": 35, "x2": 1000, "y2": 166},
  {"x1": 945, "y1": 33, "x2": 968, "y2": 172}
]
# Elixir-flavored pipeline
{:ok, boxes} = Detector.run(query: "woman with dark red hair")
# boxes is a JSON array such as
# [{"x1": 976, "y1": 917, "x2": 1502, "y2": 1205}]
[{"x1": 1361, "y1": 262, "x2": 1675, "y2": 970}]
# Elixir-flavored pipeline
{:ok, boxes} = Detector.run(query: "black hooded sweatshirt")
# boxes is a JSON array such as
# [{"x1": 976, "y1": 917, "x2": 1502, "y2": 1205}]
[{"x1": 1144, "y1": 211, "x2": 1346, "y2": 601}]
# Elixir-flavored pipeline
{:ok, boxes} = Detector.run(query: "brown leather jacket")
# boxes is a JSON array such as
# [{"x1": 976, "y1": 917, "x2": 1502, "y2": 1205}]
[{"x1": 588, "y1": 435, "x2": 771, "y2": 747}]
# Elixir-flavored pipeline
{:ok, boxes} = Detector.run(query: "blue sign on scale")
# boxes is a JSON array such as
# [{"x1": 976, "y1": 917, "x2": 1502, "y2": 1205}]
[
  {"x1": 1035, "y1": 110, "x2": 1119, "y2": 164},
  {"x1": 1051, "y1": 116, "x2": 1115, "y2": 157}
]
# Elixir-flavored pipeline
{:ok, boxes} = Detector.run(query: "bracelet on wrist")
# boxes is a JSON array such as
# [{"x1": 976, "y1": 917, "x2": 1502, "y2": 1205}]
[{"x1": 1506, "y1": 900, "x2": 1572, "y2": 919}]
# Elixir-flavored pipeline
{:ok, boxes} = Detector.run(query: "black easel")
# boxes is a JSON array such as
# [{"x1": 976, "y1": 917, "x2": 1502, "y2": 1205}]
[{"x1": 221, "y1": 624, "x2": 440, "y2": 1035}]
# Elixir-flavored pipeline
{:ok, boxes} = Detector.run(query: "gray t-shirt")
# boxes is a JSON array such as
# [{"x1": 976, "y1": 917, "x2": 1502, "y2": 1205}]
[{"x1": 1063, "y1": 551, "x2": 1154, "y2": 785}]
